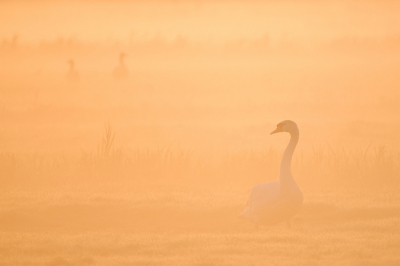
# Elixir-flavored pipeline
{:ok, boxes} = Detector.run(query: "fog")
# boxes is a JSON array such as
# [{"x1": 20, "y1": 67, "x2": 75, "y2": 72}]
[{"x1": 1, "y1": 1, "x2": 400, "y2": 265}]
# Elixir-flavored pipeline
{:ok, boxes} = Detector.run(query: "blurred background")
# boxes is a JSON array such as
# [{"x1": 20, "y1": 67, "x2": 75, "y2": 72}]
[
  {"x1": 1, "y1": 1, "x2": 400, "y2": 153},
  {"x1": 1, "y1": 0, "x2": 400, "y2": 188},
  {"x1": 1, "y1": 2, "x2": 400, "y2": 265}
]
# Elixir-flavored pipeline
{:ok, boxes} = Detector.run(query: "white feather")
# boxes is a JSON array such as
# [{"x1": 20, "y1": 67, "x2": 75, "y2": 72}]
[{"x1": 239, "y1": 120, "x2": 303, "y2": 225}]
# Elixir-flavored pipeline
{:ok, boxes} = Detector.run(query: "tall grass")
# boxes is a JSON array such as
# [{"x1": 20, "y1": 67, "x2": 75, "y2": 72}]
[{"x1": 0, "y1": 126, "x2": 399, "y2": 190}]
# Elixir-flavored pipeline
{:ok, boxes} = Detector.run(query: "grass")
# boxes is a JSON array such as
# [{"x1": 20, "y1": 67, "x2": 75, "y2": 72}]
[
  {"x1": 2, "y1": 8, "x2": 400, "y2": 263},
  {"x1": 0, "y1": 186, "x2": 399, "y2": 266},
  {"x1": 1, "y1": 137, "x2": 400, "y2": 189},
  {"x1": 1, "y1": 127, "x2": 400, "y2": 265}
]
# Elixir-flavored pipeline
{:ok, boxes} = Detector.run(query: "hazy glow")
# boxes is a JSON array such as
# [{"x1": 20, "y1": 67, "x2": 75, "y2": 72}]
[
  {"x1": 1, "y1": 1, "x2": 400, "y2": 265},
  {"x1": 1, "y1": 2, "x2": 400, "y2": 43}
]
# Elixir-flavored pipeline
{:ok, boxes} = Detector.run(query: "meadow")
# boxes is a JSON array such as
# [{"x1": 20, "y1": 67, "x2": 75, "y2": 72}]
[
  {"x1": 1, "y1": 124, "x2": 400, "y2": 265},
  {"x1": 2, "y1": 1, "x2": 400, "y2": 265}
]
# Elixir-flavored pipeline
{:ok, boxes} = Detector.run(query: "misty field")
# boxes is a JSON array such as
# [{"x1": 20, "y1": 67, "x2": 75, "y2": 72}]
[
  {"x1": 2, "y1": 1, "x2": 400, "y2": 265},
  {"x1": 1, "y1": 49, "x2": 400, "y2": 265},
  {"x1": 0, "y1": 185, "x2": 400, "y2": 266},
  {"x1": 1, "y1": 144, "x2": 400, "y2": 266}
]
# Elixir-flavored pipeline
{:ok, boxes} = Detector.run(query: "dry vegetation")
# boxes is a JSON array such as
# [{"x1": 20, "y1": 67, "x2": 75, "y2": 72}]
[
  {"x1": 1, "y1": 123, "x2": 399, "y2": 189},
  {"x1": 1, "y1": 1, "x2": 400, "y2": 265},
  {"x1": 1, "y1": 125, "x2": 400, "y2": 265}
]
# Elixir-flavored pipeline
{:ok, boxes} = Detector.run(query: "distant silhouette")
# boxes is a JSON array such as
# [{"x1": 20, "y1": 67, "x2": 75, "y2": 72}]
[
  {"x1": 239, "y1": 120, "x2": 303, "y2": 228},
  {"x1": 11, "y1": 34, "x2": 18, "y2": 48},
  {"x1": 66, "y1": 59, "x2": 80, "y2": 83},
  {"x1": 1, "y1": 34, "x2": 18, "y2": 49},
  {"x1": 113, "y1": 52, "x2": 129, "y2": 80}
]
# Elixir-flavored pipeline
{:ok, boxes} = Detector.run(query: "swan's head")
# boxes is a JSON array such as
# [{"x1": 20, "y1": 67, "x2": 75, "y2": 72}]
[{"x1": 270, "y1": 120, "x2": 298, "y2": 135}]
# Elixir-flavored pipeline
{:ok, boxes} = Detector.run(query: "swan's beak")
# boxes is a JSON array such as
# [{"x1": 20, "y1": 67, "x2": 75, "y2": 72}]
[{"x1": 270, "y1": 127, "x2": 281, "y2": 135}]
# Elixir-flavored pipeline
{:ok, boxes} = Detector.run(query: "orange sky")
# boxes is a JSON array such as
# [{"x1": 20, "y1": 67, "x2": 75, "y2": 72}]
[{"x1": 1, "y1": 1, "x2": 400, "y2": 44}]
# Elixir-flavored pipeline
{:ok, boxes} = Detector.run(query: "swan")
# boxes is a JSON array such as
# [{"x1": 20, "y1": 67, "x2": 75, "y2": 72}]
[
  {"x1": 66, "y1": 59, "x2": 80, "y2": 83},
  {"x1": 113, "y1": 52, "x2": 129, "y2": 80},
  {"x1": 239, "y1": 120, "x2": 303, "y2": 226}
]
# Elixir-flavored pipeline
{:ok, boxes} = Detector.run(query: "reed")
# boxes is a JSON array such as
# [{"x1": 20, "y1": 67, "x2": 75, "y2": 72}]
[
  {"x1": 0, "y1": 123, "x2": 399, "y2": 188},
  {"x1": 1, "y1": 143, "x2": 400, "y2": 190}
]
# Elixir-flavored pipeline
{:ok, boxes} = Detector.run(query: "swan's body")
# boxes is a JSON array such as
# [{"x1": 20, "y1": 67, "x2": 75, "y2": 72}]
[
  {"x1": 66, "y1": 59, "x2": 79, "y2": 83},
  {"x1": 240, "y1": 120, "x2": 303, "y2": 226},
  {"x1": 113, "y1": 52, "x2": 129, "y2": 80}
]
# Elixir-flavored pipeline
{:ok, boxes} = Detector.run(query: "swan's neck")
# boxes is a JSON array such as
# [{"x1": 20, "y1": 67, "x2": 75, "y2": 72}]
[{"x1": 279, "y1": 128, "x2": 299, "y2": 184}]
